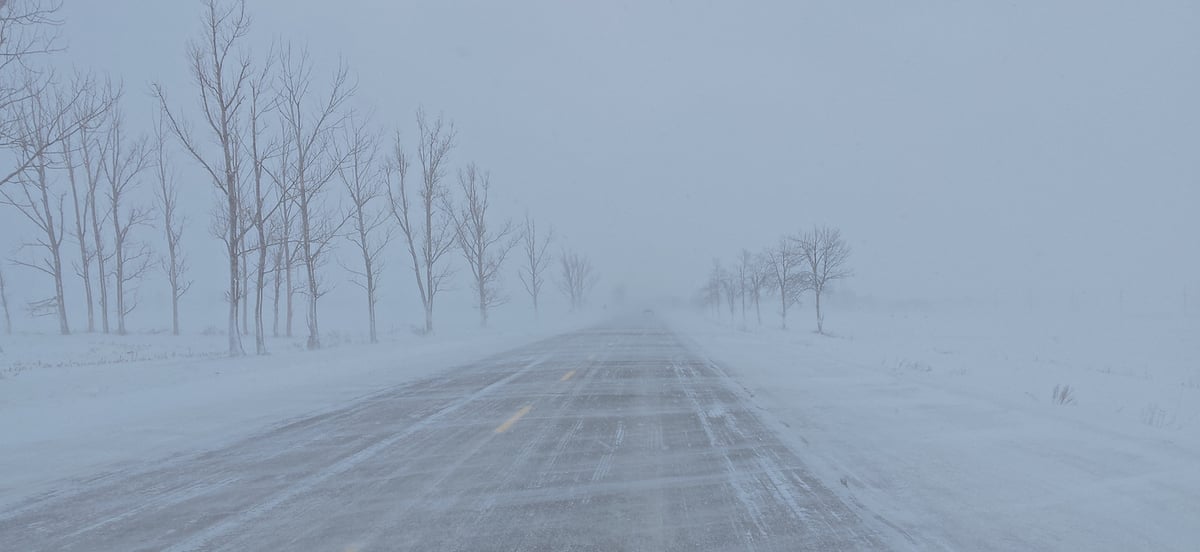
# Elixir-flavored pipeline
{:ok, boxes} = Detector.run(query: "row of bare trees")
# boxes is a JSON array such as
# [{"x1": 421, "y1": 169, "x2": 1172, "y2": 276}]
[
  {"x1": 0, "y1": 75, "x2": 160, "y2": 337},
  {"x1": 0, "y1": 0, "x2": 601, "y2": 353},
  {"x1": 0, "y1": 1, "x2": 183, "y2": 339},
  {"x1": 702, "y1": 226, "x2": 852, "y2": 334}
]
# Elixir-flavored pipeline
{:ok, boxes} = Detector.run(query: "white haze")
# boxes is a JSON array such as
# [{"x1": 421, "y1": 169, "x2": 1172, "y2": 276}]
[{"x1": 1, "y1": 0, "x2": 1198, "y2": 334}]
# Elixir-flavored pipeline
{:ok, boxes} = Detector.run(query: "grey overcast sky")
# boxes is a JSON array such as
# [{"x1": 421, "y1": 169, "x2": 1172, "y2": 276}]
[{"x1": 3, "y1": 1, "x2": 1198, "y2": 330}]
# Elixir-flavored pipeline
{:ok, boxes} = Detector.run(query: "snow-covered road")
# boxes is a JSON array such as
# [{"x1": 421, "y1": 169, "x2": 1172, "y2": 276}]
[{"x1": 0, "y1": 316, "x2": 889, "y2": 550}]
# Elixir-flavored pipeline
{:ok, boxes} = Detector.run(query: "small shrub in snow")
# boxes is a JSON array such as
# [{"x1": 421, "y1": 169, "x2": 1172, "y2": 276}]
[
  {"x1": 895, "y1": 359, "x2": 932, "y2": 373},
  {"x1": 1051, "y1": 384, "x2": 1076, "y2": 406},
  {"x1": 323, "y1": 331, "x2": 353, "y2": 348},
  {"x1": 1141, "y1": 404, "x2": 1175, "y2": 428}
]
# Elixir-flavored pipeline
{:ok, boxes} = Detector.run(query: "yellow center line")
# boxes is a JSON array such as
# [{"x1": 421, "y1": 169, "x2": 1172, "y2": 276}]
[
  {"x1": 560, "y1": 370, "x2": 576, "y2": 382},
  {"x1": 494, "y1": 405, "x2": 532, "y2": 434}
]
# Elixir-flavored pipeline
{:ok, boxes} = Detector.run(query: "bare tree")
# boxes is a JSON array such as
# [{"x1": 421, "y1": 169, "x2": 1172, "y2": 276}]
[
  {"x1": 270, "y1": 223, "x2": 285, "y2": 337},
  {"x1": 702, "y1": 261, "x2": 723, "y2": 319},
  {"x1": 518, "y1": 214, "x2": 553, "y2": 316},
  {"x1": 1, "y1": 76, "x2": 70, "y2": 334},
  {"x1": 558, "y1": 249, "x2": 597, "y2": 312},
  {"x1": 60, "y1": 77, "x2": 104, "y2": 332},
  {"x1": 796, "y1": 226, "x2": 852, "y2": 334},
  {"x1": 239, "y1": 247, "x2": 249, "y2": 334},
  {"x1": 101, "y1": 104, "x2": 151, "y2": 335},
  {"x1": 736, "y1": 249, "x2": 754, "y2": 325},
  {"x1": 765, "y1": 235, "x2": 806, "y2": 330},
  {"x1": 451, "y1": 163, "x2": 517, "y2": 328},
  {"x1": 721, "y1": 265, "x2": 737, "y2": 323},
  {"x1": 152, "y1": 112, "x2": 190, "y2": 335},
  {"x1": 243, "y1": 59, "x2": 277, "y2": 353},
  {"x1": 268, "y1": 145, "x2": 297, "y2": 338},
  {"x1": 748, "y1": 251, "x2": 770, "y2": 327},
  {"x1": 336, "y1": 114, "x2": 390, "y2": 343},
  {"x1": 77, "y1": 85, "x2": 111, "y2": 333},
  {"x1": 276, "y1": 45, "x2": 354, "y2": 350},
  {"x1": 386, "y1": 109, "x2": 456, "y2": 335},
  {"x1": 0, "y1": 263, "x2": 11, "y2": 334},
  {"x1": 154, "y1": 0, "x2": 253, "y2": 356}
]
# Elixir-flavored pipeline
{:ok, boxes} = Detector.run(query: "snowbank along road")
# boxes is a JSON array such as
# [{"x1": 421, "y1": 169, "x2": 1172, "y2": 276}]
[{"x1": 0, "y1": 316, "x2": 892, "y2": 550}]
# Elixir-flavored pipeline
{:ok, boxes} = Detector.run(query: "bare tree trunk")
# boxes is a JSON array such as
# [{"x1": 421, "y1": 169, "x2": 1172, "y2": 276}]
[
  {"x1": 779, "y1": 287, "x2": 788, "y2": 329},
  {"x1": 153, "y1": 112, "x2": 191, "y2": 336},
  {"x1": 247, "y1": 71, "x2": 273, "y2": 353},
  {"x1": 724, "y1": 276, "x2": 736, "y2": 323},
  {"x1": 751, "y1": 252, "x2": 769, "y2": 328},
  {"x1": 254, "y1": 242, "x2": 266, "y2": 350},
  {"x1": 63, "y1": 79, "x2": 113, "y2": 335},
  {"x1": 736, "y1": 256, "x2": 745, "y2": 325},
  {"x1": 0, "y1": 264, "x2": 11, "y2": 335},
  {"x1": 50, "y1": 198, "x2": 68, "y2": 334},
  {"x1": 754, "y1": 293, "x2": 762, "y2": 327},
  {"x1": 285, "y1": 237, "x2": 294, "y2": 338},
  {"x1": 250, "y1": 136, "x2": 271, "y2": 352},
  {"x1": 79, "y1": 120, "x2": 111, "y2": 334},
  {"x1": 228, "y1": 247, "x2": 239, "y2": 350},
  {"x1": 240, "y1": 249, "x2": 249, "y2": 336},
  {"x1": 160, "y1": 163, "x2": 188, "y2": 335},
  {"x1": 304, "y1": 249, "x2": 318, "y2": 349},
  {"x1": 102, "y1": 104, "x2": 151, "y2": 337},
  {"x1": 271, "y1": 147, "x2": 296, "y2": 339},
  {"x1": 518, "y1": 215, "x2": 552, "y2": 317},
  {"x1": 63, "y1": 133, "x2": 95, "y2": 332},
  {"x1": 367, "y1": 275, "x2": 377, "y2": 341},
  {"x1": 271, "y1": 242, "x2": 282, "y2": 338},
  {"x1": 815, "y1": 292, "x2": 823, "y2": 334},
  {"x1": 113, "y1": 220, "x2": 126, "y2": 335},
  {"x1": 767, "y1": 237, "x2": 803, "y2": 330},
  {"x1": 89, "y1": 184, "x2": 109, "y2": 333},
  {"x1": 41, "y1": 160, "x2": 68, "y2": 334}
]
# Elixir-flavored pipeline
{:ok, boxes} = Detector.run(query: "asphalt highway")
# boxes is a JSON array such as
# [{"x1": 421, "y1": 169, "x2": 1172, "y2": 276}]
[{"x1": 0, "y1": 316, "x2": 887, "y2": 551}]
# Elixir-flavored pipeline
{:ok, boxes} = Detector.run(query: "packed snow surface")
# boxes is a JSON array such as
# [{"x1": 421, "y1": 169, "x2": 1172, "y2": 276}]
[
  {"x1": 0, "y1": 317, "x2": 598, "y2": 510},
  {"x1": 670, "y1": 307, "x2": 1200, "y2": 551}
]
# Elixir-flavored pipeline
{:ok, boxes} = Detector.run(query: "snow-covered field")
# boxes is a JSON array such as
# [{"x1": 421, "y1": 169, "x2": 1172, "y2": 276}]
[
  {"x1": 0, "y1": 315, "x2": 596, "y2": 510},
  {"x1": 5, "y1": 305, "x2": 1196, "y2": 550},
  {"x1": 671, "y1": 307, "x2": 1200, "y2": 551}
]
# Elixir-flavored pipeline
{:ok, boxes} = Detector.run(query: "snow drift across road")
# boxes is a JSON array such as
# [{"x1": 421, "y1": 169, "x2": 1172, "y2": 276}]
[
  {"x1": 0, "y1": 318, "x2": 596, "y2": 511},
  {"x1": 670, "y1": 308, "x2": 1200, "y2": 551}
]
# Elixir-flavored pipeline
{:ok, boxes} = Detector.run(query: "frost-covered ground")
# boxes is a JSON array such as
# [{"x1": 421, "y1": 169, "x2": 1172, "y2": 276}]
[
  {"x1": 0, "y1": 314, "x2": 598, "y2": 510},
  {"x1": 670, "y1": 307, "x2": 1200, "y2": 551}
]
